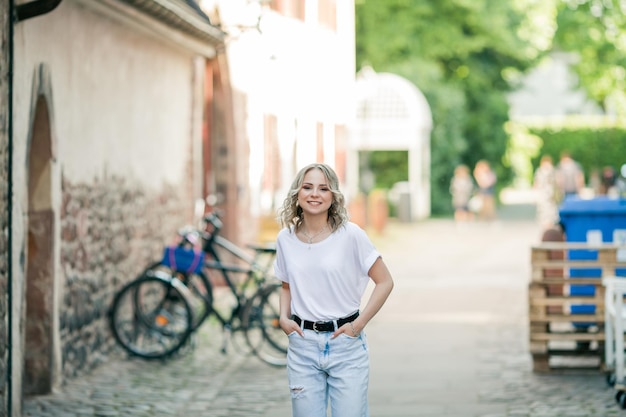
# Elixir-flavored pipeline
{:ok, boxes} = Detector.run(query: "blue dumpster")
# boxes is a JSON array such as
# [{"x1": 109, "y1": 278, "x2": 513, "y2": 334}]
[{"x1": 559, "y1": 197, "x2": 626, "y2": 317}]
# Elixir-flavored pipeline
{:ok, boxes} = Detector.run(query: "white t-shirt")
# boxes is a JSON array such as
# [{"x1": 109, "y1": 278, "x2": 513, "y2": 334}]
[{"x1": 273, "y1": 222, "x2": 381, "y2": 321}]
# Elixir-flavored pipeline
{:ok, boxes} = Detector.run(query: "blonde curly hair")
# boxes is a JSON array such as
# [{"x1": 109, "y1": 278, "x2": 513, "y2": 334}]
[{"x1": 277, "y1": 163, "x2": 349, "y2": 232}]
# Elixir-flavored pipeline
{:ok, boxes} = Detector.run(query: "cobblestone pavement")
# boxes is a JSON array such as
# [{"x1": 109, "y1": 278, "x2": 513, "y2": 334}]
[{"x1": 24, "y1": 211, "x2": 623, "y2": 417}]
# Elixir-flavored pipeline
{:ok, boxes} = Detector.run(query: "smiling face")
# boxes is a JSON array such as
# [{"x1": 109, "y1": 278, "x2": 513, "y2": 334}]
[{"x1": 297, "y1": 168, "x2": 333, "y2": 218}]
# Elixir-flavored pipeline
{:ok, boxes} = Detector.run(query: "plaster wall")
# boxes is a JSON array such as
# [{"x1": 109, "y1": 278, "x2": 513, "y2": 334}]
[
  {"x1": 13, "y1": 0, "x2": 197, "y2": 192},
  {"x1": 9, "y1": 0, "x2": 207, "y2": 407},
  {"x1": 215, "y1": 0, "x2": 356, "y2": 214}
]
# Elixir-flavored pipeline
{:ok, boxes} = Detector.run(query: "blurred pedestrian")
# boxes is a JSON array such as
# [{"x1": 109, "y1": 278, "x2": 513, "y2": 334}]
[
  {"x1": 616, "y1": 164, "x2": 626, "y2": 198},
  {"x1": 600, "y1": 165, "x2": 617, "y2": 195},
  {"x1": 450, "y1": 164, "x2": 475, "y2": 222},
  {"x1": 588, "y1": 168, "x2": 601, "y2": 196},
  {"x1": 555, "y1": 151, "x2": 584, "y2": 200},
  {"x1": 473, "y1": 160, "x2": 497, "y2": 221},
  {"x1": 274, "y1": 163, "x2": 394, "y2": 417},
  {"x1": 533, "y1": 155, "x2": 559, "y2": 231}
]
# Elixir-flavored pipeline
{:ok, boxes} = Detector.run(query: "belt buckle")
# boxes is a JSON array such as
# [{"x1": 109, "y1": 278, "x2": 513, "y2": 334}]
[{"x1": 312, "y1": 321, "x2": 322, "y2": 333}]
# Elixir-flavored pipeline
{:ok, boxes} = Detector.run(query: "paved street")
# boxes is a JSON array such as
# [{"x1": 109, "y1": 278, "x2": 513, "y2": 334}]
[{"x1": 24, "y1": 208, "x2": 622, "y2": 417}]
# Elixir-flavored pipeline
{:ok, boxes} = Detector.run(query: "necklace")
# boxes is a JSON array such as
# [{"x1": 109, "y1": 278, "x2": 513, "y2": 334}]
[{"x1": 300, "y1": 225, "x2": 328, "y2": 249}]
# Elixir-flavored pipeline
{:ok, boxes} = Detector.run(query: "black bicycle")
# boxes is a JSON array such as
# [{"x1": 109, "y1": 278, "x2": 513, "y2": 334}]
[{"x1": 109, "y1": 211, "x2": 287, "y2": 366}]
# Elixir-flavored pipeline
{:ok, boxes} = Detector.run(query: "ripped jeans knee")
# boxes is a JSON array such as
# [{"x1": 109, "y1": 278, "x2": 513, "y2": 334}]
[{"x1": 289, "y1": 385, "x2": 305, "y2": 398}]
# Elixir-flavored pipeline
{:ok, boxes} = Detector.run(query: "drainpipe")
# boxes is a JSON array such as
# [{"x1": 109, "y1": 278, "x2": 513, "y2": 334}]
[
  {"x1": 16, "y1": 0, "x2": 62, "y2": 21},
  {"x1": 7, "y1": 0, "x2": 14, "y2": 415}
]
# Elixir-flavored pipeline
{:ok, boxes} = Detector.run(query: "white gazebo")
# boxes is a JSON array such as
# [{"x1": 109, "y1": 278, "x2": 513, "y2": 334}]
[{"x1": 348, "y1": 67, "x2": 433, "y2": 220}]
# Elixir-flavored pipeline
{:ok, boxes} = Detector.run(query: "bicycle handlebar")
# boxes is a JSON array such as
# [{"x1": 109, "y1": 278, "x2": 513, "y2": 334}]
[
  {"x1": 174, "y1": 211, "x2": 223, "y2": 249},
  {"x1": 203, "y1": 210, "x2": 224, "y2": 231}
]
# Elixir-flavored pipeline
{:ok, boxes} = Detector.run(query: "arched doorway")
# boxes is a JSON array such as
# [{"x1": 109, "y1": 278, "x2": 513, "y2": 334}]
[
  {"x1": 349, "y1": 68, "x2": 433, "y2": 221},
  {"x1": 23, "y1": 66, "x2": 58, "y2": 396}
]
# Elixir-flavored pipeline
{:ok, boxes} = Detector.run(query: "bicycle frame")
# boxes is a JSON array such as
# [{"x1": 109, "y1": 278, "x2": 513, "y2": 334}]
[
  {"x1": 180, "y1": 213, "x2": 277, "y2": 347},
  {"x1": 204, "y1": 235, "x2": 274, "y2": 293},
  {"x1": 110, "y1": 211, "x2": 284, "y2": 364}
]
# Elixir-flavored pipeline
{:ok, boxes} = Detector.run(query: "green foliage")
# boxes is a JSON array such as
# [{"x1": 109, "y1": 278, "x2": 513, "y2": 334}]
[
  {"x1": 503, "y1": 121, "x2": 543, "y2": 187},
  {"x1": 366, "y1": 151, "x2": 409, "y2": 189},
  {"x1": 463, "y1": 83, "x2": 513, "y2": 187},
  {"x1": 528, "y1": 124, "x2": 626, "y2": 181},
  {"x1": 355, "y1": 0, "x2": 626, "y2": 216},
  {"x1": 554, "y1": 0, "x2": 626, "y2": 115},
  {"x1": 355, "y1": 0, "x2": 549, "y2": 214}
]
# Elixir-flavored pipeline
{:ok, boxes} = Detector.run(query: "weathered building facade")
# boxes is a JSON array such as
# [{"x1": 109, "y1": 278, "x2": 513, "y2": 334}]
[
  {"x1": 2, "y1": 1, "x2": 226, "y2": 415},
  {"x1": 1, "y1": 0, "x2": 358, "y2": 415},
  {"x1": 204, "y1": 0, "x2": 356, "y2": 237}
]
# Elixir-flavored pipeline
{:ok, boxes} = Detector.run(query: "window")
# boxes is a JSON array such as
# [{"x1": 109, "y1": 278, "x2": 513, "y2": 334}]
[
  {"x1": 269, "y1": 0, "x2": 305, "y2": 21},
  {"x1": 263, "y1": 114, "x2": 281, "y2": 193},
  {"x1": 318, "y1": 0, "x2": 336, "y2": 31}
]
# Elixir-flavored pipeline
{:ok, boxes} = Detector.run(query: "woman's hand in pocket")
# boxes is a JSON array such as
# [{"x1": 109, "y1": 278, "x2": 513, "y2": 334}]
[{"x1": 280, "y1": 316, "x2": 304, "y2": 337}]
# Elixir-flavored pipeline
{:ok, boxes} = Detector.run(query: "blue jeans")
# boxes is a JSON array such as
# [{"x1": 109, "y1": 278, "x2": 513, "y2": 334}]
[{"x1": 287, "y1": 329, "x2": 370, "y2": 417}]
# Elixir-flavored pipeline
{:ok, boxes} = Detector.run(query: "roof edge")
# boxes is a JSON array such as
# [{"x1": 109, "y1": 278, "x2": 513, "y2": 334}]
[
  {"x1": 78, "y1": 0, "x2": 225, "y2": 57},
  {"x1": 121, "y1": 0, "x2": 225, "y2": 45}
]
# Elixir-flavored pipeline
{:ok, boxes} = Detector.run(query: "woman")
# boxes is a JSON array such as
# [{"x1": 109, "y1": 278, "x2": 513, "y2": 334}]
[
  {"x1": 533, "y1": 155, "x2": 559, "y2": 230},
  {"x1": 274, "y1": 163, "x2": 394, "y2": 417},
  {"x1": 450, "y1": 164, "x2": 475, "y2": 222},
  {"x1": 473, "y1": 160, "x2": 497, "y2": 221}
]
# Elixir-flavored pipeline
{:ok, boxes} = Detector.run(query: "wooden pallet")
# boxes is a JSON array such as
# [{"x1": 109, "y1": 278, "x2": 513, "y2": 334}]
[{"x1": 529, "y1": 243, "x2": 626, "y2": 372}]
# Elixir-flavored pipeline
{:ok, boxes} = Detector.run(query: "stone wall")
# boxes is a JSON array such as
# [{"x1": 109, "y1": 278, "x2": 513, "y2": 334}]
[
  {"x1": 0, "y1": 0, "x2": 9, "y2": 414},
  {"x1": 58, "y1": 175, "x2": 192, "y2": 377}
]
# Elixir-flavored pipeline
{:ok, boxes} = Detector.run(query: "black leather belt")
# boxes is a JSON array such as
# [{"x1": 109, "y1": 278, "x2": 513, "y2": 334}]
[{"x1": 292, "y1": 311, "x2": 359, "y2": 333}]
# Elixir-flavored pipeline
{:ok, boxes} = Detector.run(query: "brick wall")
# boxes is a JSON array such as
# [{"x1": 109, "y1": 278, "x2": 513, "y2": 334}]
[{"x1": 57, "y1": 176, "x2": 192, "y2": 377}]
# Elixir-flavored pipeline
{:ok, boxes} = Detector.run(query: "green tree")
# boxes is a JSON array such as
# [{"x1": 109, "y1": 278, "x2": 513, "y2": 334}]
[
  {"x1": 553, "y1": 0, "x2": 626, "y2": 115},
  {"x1": 366, "y1": 151, "x2": 409, "y2": 189},
  {"x1": 355, "y1": 0, "x2": 553, "y2": 214}
]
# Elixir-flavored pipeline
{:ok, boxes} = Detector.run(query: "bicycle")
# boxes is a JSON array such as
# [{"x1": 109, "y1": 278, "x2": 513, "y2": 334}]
[{"x1": 109, "y1": 211, "x2": 288, "y2": 366}]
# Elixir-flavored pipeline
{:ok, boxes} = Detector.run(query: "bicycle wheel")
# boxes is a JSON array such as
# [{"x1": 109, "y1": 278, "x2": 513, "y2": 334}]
[
  {"x1": 243, "y1": 282, "x2": 287, "y2": 367},
  {"x1": 145, "y1": 264, "x2": 213, "y2": 332},
  {"x1": 109, "y1": 274, "x2": 193, "y2": 359}
]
